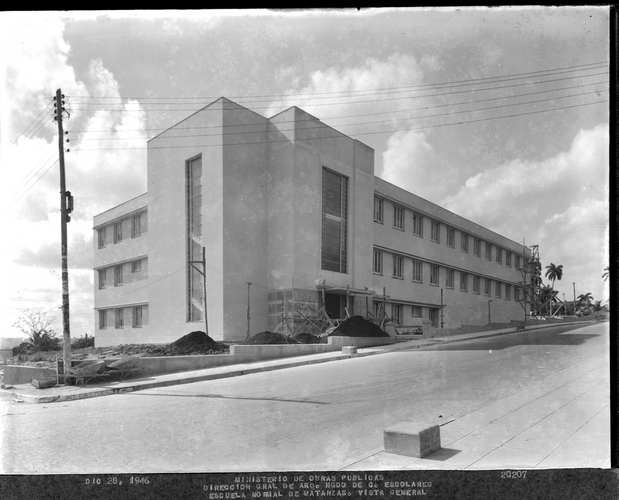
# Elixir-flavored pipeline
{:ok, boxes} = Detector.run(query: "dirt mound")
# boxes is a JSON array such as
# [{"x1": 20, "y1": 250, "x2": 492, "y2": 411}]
[
  {"x1": 293, "y1": 333, "x2": 321, "y2": 344},
  {"x1": 168, "y1": 331, "x2": 226, "y2": 355},
  {"x1": 329, "y1": 316, "x2": 389, "y2": 337},
  {"x1": 248, "y1": 331, "x2": 299, "y2": 344}
]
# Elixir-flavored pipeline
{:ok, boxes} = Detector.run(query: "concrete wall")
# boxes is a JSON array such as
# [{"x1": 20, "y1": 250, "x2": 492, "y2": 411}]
[
  {"x1": 327, "y1": 336, "x2": 398, "y2": 348},
  {"x1": 2, "y1": 365, "x2": 56, "y2": 385}
]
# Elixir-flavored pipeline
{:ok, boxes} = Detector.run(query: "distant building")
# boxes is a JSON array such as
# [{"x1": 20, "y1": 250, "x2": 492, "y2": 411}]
[{"x1": 93, "y1": 97, "x2": 530, "y2": 346}]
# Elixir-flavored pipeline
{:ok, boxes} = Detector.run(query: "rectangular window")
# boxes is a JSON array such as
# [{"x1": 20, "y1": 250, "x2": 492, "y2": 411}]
[
  {"x1": 429, "y1": 308, "x2": 439, "y2": 327},
  {"x1": 321, "y1": 167, "x2": 348, "y2": 273},
  {"x1": 412, "y1": 212, "x2": 423, "y2": 237},
  {"x1": 187, "y1": 155, "x2": 205, "y2": 322},
  {"x1": 446, "y1": 269, "x2": 454, "y2": 288},
  {"x1": 486, "y1": 242, "x2": 493, "y2": 261},
  {"x1": 131, "y1": 259, "x2": 142, "y2": 274},
  {"x1": 431, "y1": 220, "x2": 440, "y2": 243},
  {"x1": 495, "y1": 281, "x2": 502, "y2": 298},
  {"x1": 430, "y1": 264, "x2": 439, "y2": 285},
  {"x1": 373, "y1": 196, "x2": 384, "y2": 223},
  {"x1": 473, "y1": 275, "x2": 480, "y2": 294},
  {"x1": 373, "y1": 301, "x2": 382, "y2": 319},
  {"x1": 447, "y1": 227, "x2": 455, "y2": 248},
  {"x1": 474, "y1": 238, "x2": 481, "y2": 257},
  {"x1": 131, "y1": 213, "x2": 141, "y2": 238},
  {"x1": 115, "y1": 308, "x2": 124, "y2": 329},
  {"x1": 515, "y1": 255, "x2": 522, "y2": 269},
  {"x1": 461, "y1": 232, "x2": 469, "y2": 253},
  {"x1": 515, "y1": 286, "x2": 521, "y2": 301},
  {"x1": 99, "y1": 310, "x2": 107, "y2": 329},
  {"x1": 132, "y1": 305, "x2": 148, "y2": 328},
  {"x1": 97, "y1": 228, "x2": 105, "y2": 249},
  {"x1": 505, "y1": 284, "x2": 512, "y2": 300},
  {"x1": 392, "y1": 254, "x2": 403, "y2": 279},
  {"x1": 373, "y1": 249, "x2": 383, "y2": 274},
  {"x1": 113, "y1": 265, "x2": 123, "y2": 287},
  {"x1": 411, "y1": 305, "x2": 423, "y2": 318},
  {"x1": 412, "y1": 259, "x2": 423, "y2": 282},
  {"x1": 98, "y1": 269, "x2": 106, "y2": 289},
  {"x1": 496, "y1": 247, "x2": 503, "y2": 264},
  {"x1": 391, "y1": 303, "x2": 402, "y2": 325},
  {"x1": 484, "y1": 278, "x2": 491, "y2": 296},
  {"x1": 506, "y1": 251, "x2": 512, "y2": 266},
  {"x1": 460, "y1": 272, "x2": 468, "y2": 292},
  {"x1": 113, "y1": 222, "x2": 123, "y2": 244},
  {"x1": 393, "y1": 204, "x2": 405, "y2": 230}
]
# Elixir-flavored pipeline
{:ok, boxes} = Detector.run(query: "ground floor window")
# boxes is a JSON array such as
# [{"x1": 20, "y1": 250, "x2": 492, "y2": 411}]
[
  {"x1": 391, "y1": 303, "x2": 402, "y2": 325},
  {"x1": 411, "y1": 305, "x2": 423, "y2": 318},
  {"x1": 429, "y1": 308, "x2": 439, "y2": 327}
]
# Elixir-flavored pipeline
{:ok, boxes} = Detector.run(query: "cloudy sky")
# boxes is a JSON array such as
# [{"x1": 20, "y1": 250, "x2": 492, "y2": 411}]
[{"x1": 0, "y1": 8, "x2": 609, "y2": 339}]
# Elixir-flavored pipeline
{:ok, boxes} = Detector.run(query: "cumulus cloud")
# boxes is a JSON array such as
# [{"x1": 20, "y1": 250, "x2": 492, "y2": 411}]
[
  {"x1": 1, "y1": 16, "x2": 147, "y2": 338},
  {"x1": 442, "y1": 123, "x2": 609, "y2": 300}
]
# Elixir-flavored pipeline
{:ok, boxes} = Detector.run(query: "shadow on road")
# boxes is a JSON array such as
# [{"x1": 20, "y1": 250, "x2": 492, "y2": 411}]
[
  {"x1": 413, "y1": 325, "x2": 602, "y2": 352},
  {"x1": 129, "y1": 392, "x2": 330, "y2": 405},
  {"x1": 423, "y1": 447, "x2": 461, "y2": 461}
]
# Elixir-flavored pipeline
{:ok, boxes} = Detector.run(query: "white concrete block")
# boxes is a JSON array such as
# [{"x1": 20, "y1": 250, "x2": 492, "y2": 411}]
[
  {"x1": 342, "y1": 346, "x2": 357, "y2": 355},
  {"x1": 384, "y1": 421, "x2": 441, "y2": 458}
]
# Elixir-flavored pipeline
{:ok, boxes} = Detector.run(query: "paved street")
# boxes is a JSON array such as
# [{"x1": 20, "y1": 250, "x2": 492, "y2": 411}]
[{"x1": 0, "y1": 322, "x2": 609, "y2": 473}]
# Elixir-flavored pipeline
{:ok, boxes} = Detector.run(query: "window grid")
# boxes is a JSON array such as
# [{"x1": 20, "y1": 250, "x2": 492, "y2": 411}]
[
  {"x1": 373, "y1": 196, "x2": 384, "y2": 223},
  {"x1": 460, "y1": 272, "x2": 468, "y2": 292},
  {"x1": 321, "y1": 167, "x2": 348, "y2": 273},
  {"x1": 446, "y1": 269, "x2": 454, "y2": 288},
  {"x1": 411, "y1": 305, "x2": 423, "y2": 318},
  {"x1": 496, "y1": 247, "x2": 503, "y2": 264},
  {"x1": 412, "y1": 212, "x2": 423, "y2": 237},
  {"x1": 392, "y1": 254, "x2": 403, "y2": 279},
  {"x1": 495, "y1": 281, "x2": 502, "y2": 298},
  {"x1": 486, "y1": 243, "x2": 493, "y2": 261},
  {"x1": 505, "y1": 284, "x2": 512, "y2": 300},
  {"x1": 447, "y1": 227, "x2": 455, "y2": 248},
  {"x1": 430, "y1": 264, "x2": 439, "y2": 285},
  {"x1": 461, "y1": 232, "x2": 469, "y2": 253},
  {"x1": 391, "y1": 303, "x2": 403, "y2": 325},
  {"x1": 484, "y1": 278, "x2": 491, "y2": 296},
  {"x1": 393, "y1": 204, "x2": 405, "y2": 230},
  {"x1": 373, "y1": 249, "x2": 383, "y2": 275},
  {"x1": 506, "y1": 251, "x2": 512, "y2": 266},
  {"x1": 474, "y1": 238, "x2": 481, "y2": 257},
  {"x1": 431, "y1": 220, "x2": 440, "y2": 243},
  {"x1": 473, "y1": 275, "x2": 480, "y2": 294},
  {"x1": 412, "y1": 259, "x2": 423, "y2": 282}
]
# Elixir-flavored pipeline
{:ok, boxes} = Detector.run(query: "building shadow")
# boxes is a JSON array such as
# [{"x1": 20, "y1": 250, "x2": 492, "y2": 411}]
[{"x1": 423, "y1": 447, "x2": 461, "y2": 461}]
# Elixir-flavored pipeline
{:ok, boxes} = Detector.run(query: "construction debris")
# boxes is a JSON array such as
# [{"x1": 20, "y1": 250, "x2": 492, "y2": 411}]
[{"x1": 329, "y1": 316, "x2": 390, "y2": 337}]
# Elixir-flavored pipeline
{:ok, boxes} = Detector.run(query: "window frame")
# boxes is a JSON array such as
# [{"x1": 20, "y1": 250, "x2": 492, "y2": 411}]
[
  {"x1": 412, "y1": 212, "x2": 423, "y2": 237},
  {"x1": 446, "y1": 226, "x2": 455, "y2": 248},
  {"x1": 460, "y1": 272, "x2": 468, "y2": 292},
  {"x1": 373, "y1": 196, "x2": 384, "y2": 224},
  {"x1": 412, "y1": 259, "x2": 423, "y2": 283},
  {"x1": 373, "y1": 248, "x2": 383, "y2": 275},
  {"x1": 392, "y1": 254, "x2": 404, "y2": 279},
  {"x1": 393, "y1": 203, "x2": 405, "y2": 231},
  {"x1": 431, "y1": 220, "x2": 440, "y2": 243},
  {"x1": 446, "y1": 268, "x2": 455, "y2": 289}
]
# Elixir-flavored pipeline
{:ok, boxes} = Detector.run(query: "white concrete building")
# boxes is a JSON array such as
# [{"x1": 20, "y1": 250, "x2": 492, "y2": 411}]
[{"x1": 93, "y1": 97, "x2": 530, "y2": 346}]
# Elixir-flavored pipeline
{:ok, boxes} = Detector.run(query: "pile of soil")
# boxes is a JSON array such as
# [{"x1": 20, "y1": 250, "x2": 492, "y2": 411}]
[
  {"x1": 293, "y1": 333, "x2": 321, "y2": 344},
  {"x1": 329, "y1": 316, "x2": 389, "y2": 337},
  {"x1": 166, "y1": 331, "x2": 227, "y2": 355},
  {"x1": 247, "y1": 331, "x2": 299, "y2": 344}
]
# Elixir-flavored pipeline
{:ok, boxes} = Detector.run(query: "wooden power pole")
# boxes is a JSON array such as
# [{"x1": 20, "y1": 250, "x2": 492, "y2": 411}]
[{"x1": 54, "y1": 88, "x2": 72, "y2": 381}]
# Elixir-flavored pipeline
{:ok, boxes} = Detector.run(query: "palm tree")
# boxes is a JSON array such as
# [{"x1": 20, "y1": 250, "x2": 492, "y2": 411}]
[
  {"x1": 539, "y1": 284, "x2": 558, "y2": 315},
  {"x1": 545, "y1": 263, "x2": 564, "y2": 290},
  {"x1": 577, "y1": 292, "x2": 593, "y2": 306},
  {"x1": 602, "y1": 266, "x2": 609, "y2": 281}
]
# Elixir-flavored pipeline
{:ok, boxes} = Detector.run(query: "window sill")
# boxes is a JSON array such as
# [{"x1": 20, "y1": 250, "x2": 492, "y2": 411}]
[{"x1": 392, "y1": 275, "x2": 404, "y2": 280}]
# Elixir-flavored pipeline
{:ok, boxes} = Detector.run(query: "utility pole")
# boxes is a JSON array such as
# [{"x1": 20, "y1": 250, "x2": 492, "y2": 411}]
[
  {"x1": 246, "y1": 282, "x2": 252, "y2": 340},
  {"x1": 54, "y1": 88, "x2": 72, "y2": 382}
]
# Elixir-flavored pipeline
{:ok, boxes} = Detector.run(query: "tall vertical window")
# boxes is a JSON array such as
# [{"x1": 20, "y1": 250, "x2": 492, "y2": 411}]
[
  {"x1": 506, "y1": 251, "x2": 512, "y2": 267},
  {"x1": 411, "y1": 305, "x2": 423, "y2": 318},
  {"x1": 486, "y1": 242, "x2": 493, "y2": 261},
  {"x1": 473, "y1": 275, "x2": 480, "y2": 294},
  {"x1": 515, "y1": 286, "x2": 521, "y2": 301},
  {"x1": 495, "y1": 281, "x2": 502, "y2": 298},
  {"x1": 461, "y1": 232, "x2": 469, "y2": 253},
  {"x1": 392, "y1": 254, "x2": 403, "y2": 279},
  {"x1": 373, "y1": 249, "x2": 383, "y2": 274},
  {"x1": 446, "y1": 269, "x2": 454, "y2": 288},
  {"x1": 429, "y1": 308, "x2": 439, "y2": 327},
  {"x1": 99, "y1": 310, "x2": 107, "y2": 329},
  {"x1": 393, "y1": 204, "x2": 405, "y2": 230},
  {"x1": 496, "y1": 247, "x2": 503, "y2": 264},
  {"x1": 505, "y1": 284, "x2": 512, "y2": 300},
  {"x1": 115, "y1": 308, "x2": 124, "y2": 329},
  {"x1": 484, "y1": 278, "x2": 491, "y2": 295},
  {"x1": 97, "y1": 228, "x2": 105, "y2": 249},
  {"x1": 430, "y1": 264, "x2": 439, "y2": 285},
  {"x1": 474, "y1": 238, "x2": 481, "y2": 257},
  {"x1": 321, "y1": 167, "x2": 348, "y2": 273},
  {"x1": 460, "y1": 272, "x2": 468, "y2": 292},
  {"x1": 431, "y1": 220, "x2": 440, "y2": 243},
  {"x1": 447, "y1": 227, "x2": 455, "y2": 248},
  {"x1": 113, "y1": 222, "x2": 123, "y2": 244},
  {"x1": 515, "y1": 255, "x2": 522, "y2": 269},
  {"x1": 132, "y1": 305, "x2": 148, "y2": 328},
  {"x1": 391, "y1": 303, "x2": 402, "y2": 325},
  {"x1": 412, "y1": 259, "x2": 423, "y2": 282},
  {"x1": 98, "y1": 269, "x2": 106, "y2": 289},
  {"x1": 373, "y1": 196, "x2": 384, "y2": 223},
  {"x1": 412, "y1": 212, "x2": 423, "y2": 237},
  {"x1": 131, "y1": 211, "x2": 147, "y2": 238},
  {"x1": 113, "y1": 265, "x2": 123, "y2": 287},
  {"x1": 187, "y1": 155, "x2": 205, "y2": 322}
]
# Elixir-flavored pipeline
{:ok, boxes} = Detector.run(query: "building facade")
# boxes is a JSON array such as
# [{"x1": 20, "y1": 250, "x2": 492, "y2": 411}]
[{"x1": 93, "y1": 97, "x2": 530, "y2": 346}]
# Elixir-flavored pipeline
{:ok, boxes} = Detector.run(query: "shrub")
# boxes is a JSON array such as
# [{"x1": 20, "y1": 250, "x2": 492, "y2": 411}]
[{"x1": 72, "y1": 333, "x2": 95, "y2": 349}]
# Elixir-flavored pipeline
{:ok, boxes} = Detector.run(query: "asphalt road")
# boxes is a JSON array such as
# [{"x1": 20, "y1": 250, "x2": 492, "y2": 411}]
[{"x1": 0, "y1": 322, "x2": 609, "y2": 473}]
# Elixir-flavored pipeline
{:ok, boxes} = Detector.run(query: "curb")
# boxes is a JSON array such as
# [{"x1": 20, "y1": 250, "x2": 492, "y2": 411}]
[{"x1": 9, "y1": 320, "x2": 597, "y2": 404}]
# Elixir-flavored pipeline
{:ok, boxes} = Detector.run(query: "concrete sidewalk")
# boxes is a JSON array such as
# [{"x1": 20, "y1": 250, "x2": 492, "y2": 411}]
[
  {"x1": 1, "y1": 319, "x2": 597, "y2": 404},
  {"x1": 341, "y1": 355, "x2": 609, "y2": 470}
]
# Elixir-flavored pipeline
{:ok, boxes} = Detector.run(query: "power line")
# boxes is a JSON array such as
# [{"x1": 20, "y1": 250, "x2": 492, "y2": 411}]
[
  {"x1": 72, "y1": 98, "x2": 608, "y2": 152},
  {"x1": 70, "y1": 88, "x2": 608, "y2": 143},
  {"x1": 66, "y1": 70, "x2": 608, "y2": 113},
  {"x1": 69, "y1": 60, "x2": 608, "y2": 102},
  {"x1": 70, "y1": 79, "x2": 608, "y2": 136}
]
